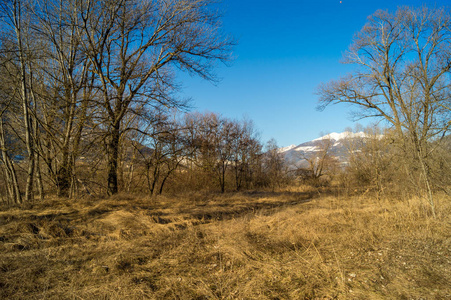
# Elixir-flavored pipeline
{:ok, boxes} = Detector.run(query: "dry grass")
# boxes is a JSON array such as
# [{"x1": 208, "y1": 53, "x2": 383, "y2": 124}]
[{"x1": 0, "y1": 191, "x2": 450, "y2": 299}]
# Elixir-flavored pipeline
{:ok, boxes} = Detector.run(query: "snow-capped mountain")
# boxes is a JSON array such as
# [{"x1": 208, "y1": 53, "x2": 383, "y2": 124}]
[
  {"x1": 279, "y1": 132, "x2": 369, "y2": 168},
  {"x1": 311, "y1": 132, "x2": 367, "y2": 142}
]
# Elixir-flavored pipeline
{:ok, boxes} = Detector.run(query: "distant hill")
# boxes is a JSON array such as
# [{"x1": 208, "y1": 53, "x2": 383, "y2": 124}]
[{"x1": 278, "y1": 132, "x2": 369, "y2": 168}]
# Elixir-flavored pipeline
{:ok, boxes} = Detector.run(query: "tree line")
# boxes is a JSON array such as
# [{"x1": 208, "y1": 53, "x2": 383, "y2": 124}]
[
  {"x1": 120, "y1": 111, "x2": 287, "y2": 196},
  {"x1": 0, "y1": 0, "x2": 292, "y2": 203},
  {"x1": 0, "y1": 0, "x2": 236, "y2": 202},
  {"x1": 1, "y1": 3, "x2": 449, "y2": 211}
]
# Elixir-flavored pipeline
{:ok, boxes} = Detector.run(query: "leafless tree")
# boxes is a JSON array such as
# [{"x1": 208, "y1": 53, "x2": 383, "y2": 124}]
[
  {"x1": 181, "y1": 112, "x2": 263, "y2": 193},
  {"x1": 317, "y1": 6, "x2": 451, "y2": 216},
  {"x1": 76, "y1": 0, "x2": 232, "y2": 195},
  {"x1": 0, "y1": 86, "x2": 22, "y2": 204},
  {"x1": 29, "y1": 0, "x2": 95, "y2": 198},
  {"x1": 263, "y1": 138, "x2": 288, "y2": 191},
  {"x1": 342, "y1": 126, "x2": 395, "y2": 199},
  {"x1": 297, "y1": 135, "x2": 338, "y2": 186},
  {"x1": 230, "y1": 119, "x2": 262, "y2": 191},
  {"x1": 134, "y1": 109, "x2": 187, "y2": 195},
  {"x1": 0, "y1": 0, "x2": 39, "y2": 202},
  {"x1": 188, "y1": 112, "x2": 232, "y2": 193}
]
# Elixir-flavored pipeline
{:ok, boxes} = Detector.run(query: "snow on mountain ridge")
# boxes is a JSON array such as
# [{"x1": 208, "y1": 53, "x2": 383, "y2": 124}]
[
  {"x1": 278, "y1": 144, "x2": 297, "y2": 153},
  {"x1": 279, "y1": 132, "x2": 367, "y2": 154},
  {"x1": 294, "y1": 146, "x2": 318, "y2": 152},
  {"x1": 312, "y1": 131, "x2": 366, "y2": 142}
]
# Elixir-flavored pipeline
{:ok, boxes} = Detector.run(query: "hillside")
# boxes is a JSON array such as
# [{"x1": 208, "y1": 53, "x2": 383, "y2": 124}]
[
  {"x1": 1, "y1": 191, "x2": 450, "y2": 299},
  {"x1": 279, "y1": 132, "x2": 372, "y2": 168}
]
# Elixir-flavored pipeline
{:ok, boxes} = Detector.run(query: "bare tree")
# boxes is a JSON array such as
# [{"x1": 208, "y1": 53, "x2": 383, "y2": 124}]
[
  {"x1": 77, "y1": 0, "x2": 232, "y2": 195},
  {"x1": 231, "y1": 119, "x2": 262, "y2": 191},
  {"x1": 0, "y1": 91, "x2": 22, "y2": 204},
  {"x1": 135, "y1": 110, "x2": 186, "y2": 196},
  {"x1": 28, "y1": 0, "x2": 95, "y2": 198},
  {"x1": 317, "y1": 6, "x2": 451, "y2": 216},
  {"x1": 181, "y1": 112, "x2": 263, "y2": 193},
  {"x1": 263, "y1": 138, "x2": 288, "y2": 191},
  {"x1": 297, "y1": 135, "x2": 338, "y2": 186},
  {"x1": 0, "y1": 0, "x2": 39, "y2": 202},
  {"x1": 342, "y1": 126, "x2": 395, "y2": 199},
  {"x1": 188, "y1": 112, "x2": 232, "y2": 193},
  {"x1": 156, "y1": 117, "x2": 188, "y2": 195}
]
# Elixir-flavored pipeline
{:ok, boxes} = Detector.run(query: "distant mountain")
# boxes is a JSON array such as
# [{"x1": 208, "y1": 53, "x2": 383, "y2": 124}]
[{"x1": 279, "y1": 132, "x2": 369, "y2": 168}]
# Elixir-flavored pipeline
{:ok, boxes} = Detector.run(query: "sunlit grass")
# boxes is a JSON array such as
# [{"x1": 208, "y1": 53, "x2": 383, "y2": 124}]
[{"x1": 0, "y1": 191, "x2": 450, "y2": 299}]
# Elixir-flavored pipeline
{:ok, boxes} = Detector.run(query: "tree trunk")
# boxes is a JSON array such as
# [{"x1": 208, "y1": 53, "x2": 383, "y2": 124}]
[
  {"x1": 13, "y1": 0, "x2": 35, "y2": 202},
  {"x1": 158, "y1": 162, "x2": 180, "y2": 195},
  {"x1": 0, "y1": 120, "x2": 22, "y2": 204},
  {"x1": 107, "y1": 123, "x2": 120, "y2": 195},
  {"x1": 34, "y1": 152, "x2": 44, "y2": 201},
  {"x1": 56, "y1": 162, "x2": 71, "y2": 198},
  {"x1": 56, "y1": 111, "x2": 76, "y2": 198},
  {"x1": 219, "y1": 162, "x2": 226, "y2": 193},
  {"x1": 32, "y1": 99, "x2": 44, "y2": 201},
  {"x1": 146, "y1": 162, "x2": 159, "y2": 196},
  {"x1": 416, "y1": 145, "x2": 436, "y2": 218},
  {"x1": 70, "y1": 84, "x2": 91, "y2": 198},
  {"x1": 158, "y1": 175, "x2": 169, "y2": 195},
  {"x1": 234, "y1": 160, "x2": 242, "y2": 191}
]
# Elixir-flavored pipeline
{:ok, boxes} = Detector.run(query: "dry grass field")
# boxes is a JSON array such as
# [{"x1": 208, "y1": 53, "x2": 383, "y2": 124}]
[{"x1": 0, "y1": 189, "x2": 450, "y2": 299}]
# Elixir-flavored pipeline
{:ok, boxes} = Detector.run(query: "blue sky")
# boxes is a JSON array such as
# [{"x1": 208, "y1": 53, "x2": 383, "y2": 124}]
[{"x1": 179, "y1": 0, "x2": 450, "y2": 147}]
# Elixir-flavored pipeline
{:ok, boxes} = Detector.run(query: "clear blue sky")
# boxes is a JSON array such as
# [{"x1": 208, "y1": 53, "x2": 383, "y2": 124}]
[{"x1": 179, "y1": 0, "x2": 450, "y2": 147}]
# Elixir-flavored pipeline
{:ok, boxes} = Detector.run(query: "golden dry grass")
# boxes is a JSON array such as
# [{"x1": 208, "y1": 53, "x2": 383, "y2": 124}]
[{"x1": 0, "y1": 191, "x2": 450, "y2": 299}]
